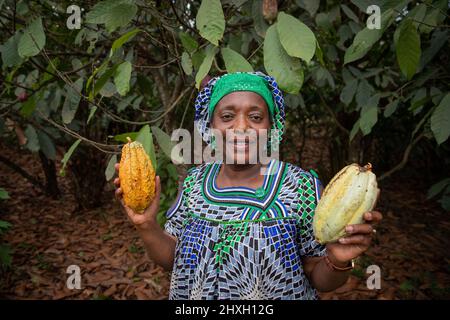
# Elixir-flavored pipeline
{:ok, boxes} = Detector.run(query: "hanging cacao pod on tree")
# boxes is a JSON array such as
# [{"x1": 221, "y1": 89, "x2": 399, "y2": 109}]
[
  {"x1": 119, "y1": 137, "x2": 156, "y2": 213},
  {"x1": 313, "y1": 163, "x2": 380, "y2": 244}
]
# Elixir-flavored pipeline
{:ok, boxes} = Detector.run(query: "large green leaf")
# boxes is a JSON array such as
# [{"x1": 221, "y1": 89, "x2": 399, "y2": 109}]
[
  {"x1": 62, "y1": 78, "x2": 83, "y2": 124},
  {"x1": 344, "y1": 9, "x2": 394, "y2": 64},
  {"x1": 136, "y1": 125, "x2": 157, "y2": 171},
  {"x1": 252, "y1": 0, "x2": 269, "y2": 38},
  {"x1": 195, "y1": 45, "x2": 217, "y2": 89},
  {"x1": 396, "y1": 20, "x2": 421, "y2": 80},
  {"x1": 340, "y1": 79, "x2": 358, "y2": 106},
  {"x1": 264, "y1": 24, "x2": 303, "y2": 94},
  {"x1": 60, "y1": 139, "x2": 81, "y2": 176},
  {"x1": 360, "y1": 94, "x2": 379, "y2": 135},
  {"x1": 277, "y1": 12, "x2": 316, "y2": 63},
  {"x1": 179, "y1": 32, "x2": 198, "y2": 54},
  {"x1": 86, "y1": 0, "x2": 137, "y2": 33},
  {"x1": 110, "y1": 28, "x2": 141, "y2": 57},
  {"x1": 196, "y1": 0, "x2": 225, "y2": 46},
  {"x1": 151, "y1": 126, "x2": 184, "y2": 164},
  {"x1": 1, "y1": 32, "x2": 24, "y2": 68},
  {"x1": 18, "y1": 17, "x2": 46, "y2": 58},
  {"x1": 431, "y1": 93, "x2": 450, "y2": 145},
  {"x1": 221, "y1": 48, "x2": 253, "y2": 73},
  {"x1": 114, "y1": 61, "x2": 132, "y2": 96}
]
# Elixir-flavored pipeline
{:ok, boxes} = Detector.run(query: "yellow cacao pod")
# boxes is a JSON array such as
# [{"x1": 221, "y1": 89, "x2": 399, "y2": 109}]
[
  {"x1": 119, "y1": 137, "x2": 156, "y2": 213},
  {"x1": 313, "y1": 163, "x2": 380, "y2": 244}
]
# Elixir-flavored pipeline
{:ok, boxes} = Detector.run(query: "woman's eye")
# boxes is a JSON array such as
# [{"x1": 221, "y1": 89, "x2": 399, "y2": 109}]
[
  {"x1": 221, "y1": 114, "x2": 233, "y2": 121},
  {"x1": 250, "y1": 115, "x2": 262, "y2": 121}
]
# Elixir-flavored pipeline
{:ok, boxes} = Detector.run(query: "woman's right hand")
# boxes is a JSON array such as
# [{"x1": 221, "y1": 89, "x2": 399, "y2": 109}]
[{"x1": 114, "y1": 163, "x2": 162, "y2": 231}]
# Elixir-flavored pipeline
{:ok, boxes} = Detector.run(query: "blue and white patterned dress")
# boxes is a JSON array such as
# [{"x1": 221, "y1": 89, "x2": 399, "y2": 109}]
[{"x1": 164, "y1": 158, "x2": 326, "y2": 299}]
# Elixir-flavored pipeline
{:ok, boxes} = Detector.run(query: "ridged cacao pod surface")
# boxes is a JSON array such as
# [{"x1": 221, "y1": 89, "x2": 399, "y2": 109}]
[
  {"x1": 119, "y1": 137, "x2": 156, "y2": 213},
  {"x1": 313, "y1": 163, "x2": 380, "y2": 244}
]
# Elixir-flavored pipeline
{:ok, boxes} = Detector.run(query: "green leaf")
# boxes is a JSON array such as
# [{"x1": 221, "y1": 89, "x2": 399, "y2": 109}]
[
  {"x1": 60, "y1": 139, "x2": 81, "y2": 176},
  {"x1": 91, "y1": 65, "x2": 118, "y2": 100},
  {"x1": 340, "y1": 79, "x2": 358, "y2": 106},
  {"x1": 252, "y1": 0, "x2": 269, "y2": 38},
  {"x1": 37, "y1": 130, "x2": 56, "y2": 160},
  {"x1": 114, "y1": 132, "x2": 138, "y2": 143},
  {"x1": 24, "y1": 125, "x2": 40, "y2": 153},
  {"x1": 179, "y1": 32, "x2": 198, "y2": 54},
  {"x1": 384, "y1": 99, "x2": 399, "y2": 118},
  {"x1": 349, "y1": 119, "x2": 360, "y2": 142},
  {"x1": 151, "y1": 126, "x2": 184, "y2": 164},
  {"x1": 296, "y1": 0, "x2": 320, "y2": 17},
  {"x1": 396, "y1": 19, "x2": 421, "y2": 80},
  {"x1": 181, "y1": 52, "x2": 193, "y2": 76},
  {"x1": 105, "y1": 155, "x2": 117, "y2": 181},
  {"x1": 18, "y1": 17, "x2": 46, "y2": 58},
  {"x1": 360, "y1": 94, "x2": 379, "y2": 135},
  {"x1": 114, "y1": 61, "x2": 132, "y2": 96},
  {"x1": 344, "y1": 9, "x2": 394, "y2": 64},
  {"x1": 427, "y1": 178, "x2": 450, "y2": 199},
  {"x1": 264, "y1": 24, "x2": 303, "y2": 94},
  {"x1": 431, "y1": 93, "x2": 450, "y2": 145},
  {"x1": 62, "y1": 78, "x2": 83, "y2": 124},
  {"x1": 86, "y1": 0, "x2": 137, "y2": 33},
  {"x1": 0, "y1": 188, "x2": 10, "y2": 200},
  {"x1": 1, "y1": 32, "x2": 24, "y2": 68},
  {"x1": 438, "y1": 195, "x2": 450, "y2": 211},
  {"x1": 0, "y1": 244, "x2": 12, "y2": 268},
  {"x1": 104, "y1": 3, "x2": 137, "y2": 33},
  {"x1": 221, "y1": 48, "x2": 253, "y2": 73},
  {"x1": 341, "y1": 4, "x2": 359, "y2": 23},
  {"x1": 110, "y1": 28, "x2": 141, "y2": 56},
  {"x1": 195, "y1": 45, "x2": 217, "y2": 89},
  {"x1": 87, "y1": 106, "x2": 97, "y2": 124},
  {"x1": 196, "y1": 0, "x2": 225, "y2": 46},
  {"x1": 136, "y1": 125, "x2": 157, "y2": 171},
  {"x1": 356, "y1": 79, "x2": 373, "y2": 110},
  {"x1": 277, "y1": 12, "x2": 316, "y2": 63},
  {"x1": 20, "y1": 95, "x2": 36, "y2": 118}
]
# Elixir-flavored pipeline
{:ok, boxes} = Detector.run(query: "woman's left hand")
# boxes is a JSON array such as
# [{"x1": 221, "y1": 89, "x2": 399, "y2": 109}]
[{"x1": 325, "y1": 211, "x2": 383, "y2": 266}]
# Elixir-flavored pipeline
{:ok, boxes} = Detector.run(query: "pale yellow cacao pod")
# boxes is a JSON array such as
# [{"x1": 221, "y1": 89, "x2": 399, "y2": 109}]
[
  {"x1": 313, "y1": 163, "x2": 380, "y2": 244},
  {"x1": 119, "y1": 137, "x2": 156, "y2": 213}
]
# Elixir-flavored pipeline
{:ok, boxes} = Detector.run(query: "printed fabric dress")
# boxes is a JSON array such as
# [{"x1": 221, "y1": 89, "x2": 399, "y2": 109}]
[{"x1": 164, "y1": 158, "x2": 327, "y2": 300}]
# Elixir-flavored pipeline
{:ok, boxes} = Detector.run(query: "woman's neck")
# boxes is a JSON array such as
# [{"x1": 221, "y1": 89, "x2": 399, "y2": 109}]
[{"x1": 217, "y1": 162, "x2": 269, "y2": 189}]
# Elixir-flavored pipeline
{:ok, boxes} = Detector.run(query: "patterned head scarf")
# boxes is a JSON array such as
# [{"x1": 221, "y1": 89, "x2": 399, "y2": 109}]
[{"x1": 194, "y1": 71, "x2": 286, "y2": 150}]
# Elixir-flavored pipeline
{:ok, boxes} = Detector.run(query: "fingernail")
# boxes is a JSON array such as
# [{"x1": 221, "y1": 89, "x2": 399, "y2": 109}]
[
  {"x1": 339, "y1": 238, "x2": 346, "y2": 244},
  {"x1": 345, "y1": 225, "x2": 353, "y2": 233},
  {"x1": 366, "y1": 212, "x2": 372, "y2": 219}
]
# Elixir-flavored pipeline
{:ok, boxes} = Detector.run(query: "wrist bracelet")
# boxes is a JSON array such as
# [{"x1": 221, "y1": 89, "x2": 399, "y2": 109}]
[{"x1": 324, "y1": 255, "x2": 354, "y2": 272}]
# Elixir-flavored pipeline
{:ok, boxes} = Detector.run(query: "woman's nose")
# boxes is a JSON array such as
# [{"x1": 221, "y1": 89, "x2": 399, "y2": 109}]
[{"x1": 233, "y1": 114, "x2": 249, "y2": 132}]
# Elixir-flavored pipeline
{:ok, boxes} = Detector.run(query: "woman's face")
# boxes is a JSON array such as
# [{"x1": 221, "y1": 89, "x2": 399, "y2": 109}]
[{"x1": 211, "y1": 91, "x2": 271, "y2": 164}]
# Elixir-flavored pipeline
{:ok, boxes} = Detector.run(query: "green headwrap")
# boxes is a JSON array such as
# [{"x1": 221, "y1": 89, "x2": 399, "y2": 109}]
[{"x1": 208, "y1": 73, "x2": 275, "y2": 117}]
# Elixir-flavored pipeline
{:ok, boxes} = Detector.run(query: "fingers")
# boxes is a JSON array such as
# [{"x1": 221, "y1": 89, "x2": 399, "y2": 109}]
[
  {"x1": 364, "y1": 211, "x2": 383, "y2": 224},
  {"x1": 339, "y1": 234, "x2": 372, "y2": 246},
  {"x1": 115, "y1": 187, "x2": 123, "y2": 199},
  {"x1": 345, "y1": 223, "x2": 373, "y2": 235},
  {"x1": 115, "y1": 163, "x2": 120, "y2": 173},
  {"x1": 114, "y1": 177, "x2": 120, "y2": 188}
]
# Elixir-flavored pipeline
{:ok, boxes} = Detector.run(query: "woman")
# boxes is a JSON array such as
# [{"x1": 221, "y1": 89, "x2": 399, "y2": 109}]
[{"x1": 114, "y1": 72, "x2": 382, "y2": 299}]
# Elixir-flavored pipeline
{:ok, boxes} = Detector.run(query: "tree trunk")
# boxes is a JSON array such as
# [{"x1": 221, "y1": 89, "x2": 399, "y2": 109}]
[{"x1": 38, "y1": 151, "x2": 60, "y2": 199}]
